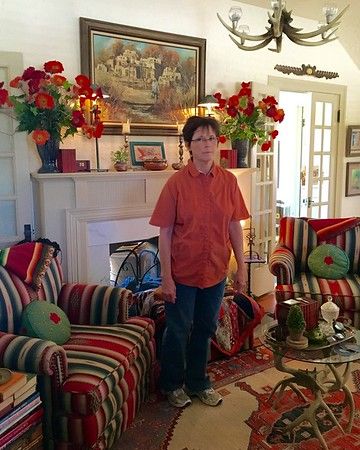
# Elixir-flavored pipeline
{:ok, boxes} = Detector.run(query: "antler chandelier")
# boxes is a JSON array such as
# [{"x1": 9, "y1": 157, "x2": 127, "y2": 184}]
[{"x1": 217, "y1": 1, "x2": 349, "y2": 53}]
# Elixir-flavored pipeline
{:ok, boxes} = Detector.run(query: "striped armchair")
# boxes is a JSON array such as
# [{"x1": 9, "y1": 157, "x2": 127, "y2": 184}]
[
  {"x1": 0, "y1": 243, "x2": 156, "y2": 449},
  {"x1": 269, "y1": 217, "x2": 360, "y2": 326}
]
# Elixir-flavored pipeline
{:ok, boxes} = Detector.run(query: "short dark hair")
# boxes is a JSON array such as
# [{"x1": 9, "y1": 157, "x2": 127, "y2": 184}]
[{"x1": 182, "y1": 116, "x2": 220, "y2": 146}]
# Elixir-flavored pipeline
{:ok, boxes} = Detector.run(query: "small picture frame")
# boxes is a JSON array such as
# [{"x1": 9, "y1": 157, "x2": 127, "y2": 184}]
[
  {"x1": 345, "y1": 162, "x2": 360, "y2": 197},
  {"x1": 346, "y1": 125, "x2": 360, "y2": 157},
  {"x1": 129, "y1": 141, "x2": 166, "y2": 167}
]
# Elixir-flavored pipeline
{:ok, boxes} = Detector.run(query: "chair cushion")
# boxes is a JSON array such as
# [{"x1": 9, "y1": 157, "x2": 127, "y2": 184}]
[
  {"x1": 308, "y1": 244, "x2": 349, "y2": 279},
  {"x1": 275, "y1": 272, "x2": 360, "y2": 312},
  {"x1": 60, "y1": 317, "x2": 155, "y2": 415},
  {"x1": 21, "y1": 300, "x2": 71, "y2": 345},
  {"x1": 0, "y1": 242, "x2": 55, "y2": 290}
]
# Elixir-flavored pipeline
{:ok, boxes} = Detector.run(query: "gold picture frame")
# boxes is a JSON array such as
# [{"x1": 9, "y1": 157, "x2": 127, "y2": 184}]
[{"x1": 80, "y1": 17, "x2": 206, "y2": 136}]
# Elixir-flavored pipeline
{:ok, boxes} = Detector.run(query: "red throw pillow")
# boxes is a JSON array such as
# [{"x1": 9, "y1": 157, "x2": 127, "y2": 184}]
[{"x1": 0, "y1": 242, "x2": 55, "y2": 290}]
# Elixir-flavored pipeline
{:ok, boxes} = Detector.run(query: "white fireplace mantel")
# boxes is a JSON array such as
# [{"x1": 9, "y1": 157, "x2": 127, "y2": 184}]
[{"x1": 31, "y1": 168, "x2": 255, "y2": 284}]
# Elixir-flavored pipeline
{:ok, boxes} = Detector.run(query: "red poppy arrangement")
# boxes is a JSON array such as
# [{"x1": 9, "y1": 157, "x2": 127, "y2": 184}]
[
  {"x1": 0, "y1": 60, "x2": 104, "y2": 145},
  {"x1": 214, "y1": 82, "x2": 285, "y2": 151}
]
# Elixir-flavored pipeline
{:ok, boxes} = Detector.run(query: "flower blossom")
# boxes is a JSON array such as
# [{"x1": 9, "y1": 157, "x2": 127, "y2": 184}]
[
  {"x1": 0, "y1": 60, "x2": 105, "y2": 144},
  {"x1": 35, "y1": 92, "x2": 55, "y2": 110},
  {"x1": 214, "y1": 82, "x2": 285, "y2": 151},
  {"x1": 44, "y1": 60, "x2": 64, "y2": 74},
  {"x1": 32, "y1": 129, "x2": 50, "y2": 145}
]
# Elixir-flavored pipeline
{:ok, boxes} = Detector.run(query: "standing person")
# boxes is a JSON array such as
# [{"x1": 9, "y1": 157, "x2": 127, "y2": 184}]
[{"x1": 149, "y1": 115, "x2": 249, "y2": 408}]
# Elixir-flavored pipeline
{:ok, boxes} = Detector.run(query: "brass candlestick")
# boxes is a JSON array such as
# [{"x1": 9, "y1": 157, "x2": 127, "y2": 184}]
[
  {"x1": 124, "y1": 134, "x2": 129, "y2": 152},
  {"x1": 172, "y1": 134, "x2": 185, "y2": 170}
]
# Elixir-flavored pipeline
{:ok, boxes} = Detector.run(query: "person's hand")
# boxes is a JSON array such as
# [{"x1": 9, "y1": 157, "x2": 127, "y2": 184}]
[
  {"x1": 161, "y1": 276, "x2": 176, "y2": 303},
  {"x1": 233, "y1": 263, "x2": 247, "y2": 293}
]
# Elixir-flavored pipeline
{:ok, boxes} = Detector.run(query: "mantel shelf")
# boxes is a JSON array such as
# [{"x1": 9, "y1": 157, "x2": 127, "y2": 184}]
[{"x1": 31, "y1": 167, "x2": 255, "y2": 180}]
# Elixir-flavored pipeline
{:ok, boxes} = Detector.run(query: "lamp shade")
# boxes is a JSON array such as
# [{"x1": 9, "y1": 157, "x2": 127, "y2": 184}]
[
  {"x1": 197, "y1": 94, "x2": 218, "y2": 108},
  {"x1": 198, "y1": 94, "x2": 218, "y2": 116}
]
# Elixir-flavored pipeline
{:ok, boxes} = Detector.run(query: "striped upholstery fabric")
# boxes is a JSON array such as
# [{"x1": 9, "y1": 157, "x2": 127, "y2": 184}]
[
  {"x1": 270, "y1": 217, "x2": 360, "y2": 327},
  {"x1": 278, "y1": 216, "x2": 317, "y2": 272},
  {"x1": 55, "y1": 318, "x2": 155, "y2": 446},
  {"x1": 269, "y1": 246, "x2": 295, "y2": 284},
  {"x1": 58, "y1": 283, "x2": 130, "y2": 325},
  {"x1": 320, "y1": 225, "x2": 360, "y2": 273},
  {"x1": 0, "y1": 247, "x2": 156, "y2": 449}
]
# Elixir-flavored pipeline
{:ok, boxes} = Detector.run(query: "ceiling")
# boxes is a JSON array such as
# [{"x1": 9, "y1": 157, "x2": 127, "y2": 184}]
[{"x1": 235, "y1": 1, "x2": 359, "y2": 70}]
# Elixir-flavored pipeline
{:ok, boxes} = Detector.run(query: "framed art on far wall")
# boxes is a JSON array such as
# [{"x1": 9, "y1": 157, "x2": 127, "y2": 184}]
[
  {"x1": 345, "y1": 162, "x2": 360, "y2": 196},
  {"x1": 130, "y1": 141, "x2": 166, "y2": 166},
  {"x1": 80, "y1": 17, "x2": 206, "y2": 136},
  {"x1": 346, "y1": 125, "x2": 360, "y2": 157}
]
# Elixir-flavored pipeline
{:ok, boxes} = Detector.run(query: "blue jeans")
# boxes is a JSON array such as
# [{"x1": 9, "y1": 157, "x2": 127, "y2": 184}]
[{"x1": 160, "y1": 279, "x2": 226, "y2": 393}]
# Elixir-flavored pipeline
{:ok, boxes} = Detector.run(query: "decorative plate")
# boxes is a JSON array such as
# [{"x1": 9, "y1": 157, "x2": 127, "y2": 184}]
[{"x1": 0, "y1": 368, "x2": 12, "y2": 385}]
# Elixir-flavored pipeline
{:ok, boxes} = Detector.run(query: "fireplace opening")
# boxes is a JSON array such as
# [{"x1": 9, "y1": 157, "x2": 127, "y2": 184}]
[{"x1": 109, "y1": 236, "x2": 161, "y2": 291}]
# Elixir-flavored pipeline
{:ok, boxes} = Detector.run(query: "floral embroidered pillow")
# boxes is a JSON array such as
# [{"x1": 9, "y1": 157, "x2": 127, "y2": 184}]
[
  {"x1": 21, "y1": 300, "x2": 71, "y2": 345},
  {"x1": 308, "y1": 244, "x2": 349, "y2": 279}
]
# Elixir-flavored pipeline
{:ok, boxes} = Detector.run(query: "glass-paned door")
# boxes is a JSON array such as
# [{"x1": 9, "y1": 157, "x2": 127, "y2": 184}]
[
  {"x1": 249, "y1": 82, "x2": 278, "y2": 296},
  {"x1": 300, "y1": 92, "x2": 339, "y2": 218},
  {"x1": 0, "y1": 52, "x2": 33, "y2": 246}
]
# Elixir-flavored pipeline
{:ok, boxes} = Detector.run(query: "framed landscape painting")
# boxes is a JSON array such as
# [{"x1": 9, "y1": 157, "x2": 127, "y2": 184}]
[{"x1": 80, "y1": 17, "x2": 206, "y2": 136}]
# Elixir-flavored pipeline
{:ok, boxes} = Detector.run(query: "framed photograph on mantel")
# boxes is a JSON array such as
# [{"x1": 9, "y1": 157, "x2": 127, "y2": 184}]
[
  {"x1": 80, "y1": 17, "x2": 206, "y2": 136},
  {"x1": 346, "y1": 125, "x2": 360, "y2": 157},
  {"x1": 345, "y1": 162, "x2": 360, "y2": 197}
]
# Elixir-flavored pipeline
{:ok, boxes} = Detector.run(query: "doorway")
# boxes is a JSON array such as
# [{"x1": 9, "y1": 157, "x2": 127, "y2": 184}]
[
  {"x1": 0, "y1": 52, "x2": 33, "y2": 247},
  {"x1": 269, "y1": 76, "x2": 346, "y2": 220}
]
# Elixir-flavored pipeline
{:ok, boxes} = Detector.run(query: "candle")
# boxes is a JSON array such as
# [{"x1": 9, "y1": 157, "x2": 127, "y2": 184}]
[
  {"x1": 177, "y1": 122, "x2": 183, "y2": 135},
  {"x1": 122, "y1": 119, "x2": 131, "y2": 135}
]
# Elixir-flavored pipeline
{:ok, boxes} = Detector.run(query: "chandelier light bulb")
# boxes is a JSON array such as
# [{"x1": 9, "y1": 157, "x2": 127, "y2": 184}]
[
  {"x1": 217, "y1": 2, "x2": 348, "y2": 53},
  {"x1": 228, "y1": 6, "x2": 242, "y2": 28},
  {"x1": 237, "y1": 24, "x2": 250, "y2": 34},
  {"x1": 271, "y1": 0, "x2": 285, "y2": 10},
  {"x1": 323, "y1": 3, "x2": 339, "y2": 24}
]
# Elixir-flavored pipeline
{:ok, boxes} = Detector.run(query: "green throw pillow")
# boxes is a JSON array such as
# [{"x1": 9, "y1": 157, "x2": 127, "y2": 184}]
[
  {"x1": 21, "y1": 301, "x2": 71, "y2": 345},
  {"x1": 308, "y1": 244, "x2": 349, "y2": 279}
]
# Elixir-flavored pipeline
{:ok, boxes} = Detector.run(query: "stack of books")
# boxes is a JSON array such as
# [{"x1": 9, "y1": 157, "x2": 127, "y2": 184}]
[{"x1": 0, "y1": 371, "x2": 43, "y2": 450}]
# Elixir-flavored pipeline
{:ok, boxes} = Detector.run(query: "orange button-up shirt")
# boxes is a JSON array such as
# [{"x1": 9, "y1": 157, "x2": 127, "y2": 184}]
[{"x1": 149, "y1": 160, "x2": 249, "y2": 288}]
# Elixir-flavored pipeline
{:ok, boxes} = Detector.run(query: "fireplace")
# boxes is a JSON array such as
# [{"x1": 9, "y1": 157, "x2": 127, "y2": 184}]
[
  {"x1": 31, "y1": 169, "x2": 253, "y2": 285},
  {"x1": 66, "y1": 207, "x2": 159, "y2": 284},
  {"x1": 109, "y1": 236, "x2": 160, "y2": 289}
]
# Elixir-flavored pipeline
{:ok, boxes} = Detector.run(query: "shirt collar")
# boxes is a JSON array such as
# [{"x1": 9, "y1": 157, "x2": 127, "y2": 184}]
[{"x1": 187, "y1": 159, "x2": 216, "y2": 178}]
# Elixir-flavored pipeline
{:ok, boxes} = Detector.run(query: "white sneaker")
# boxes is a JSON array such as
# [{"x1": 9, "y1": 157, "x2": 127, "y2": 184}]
[
  {"x1": 191, "y1": 387, "x2": 223, "y2": 407},
  {"x1": 166, "y1": 388, "x2": 192, "y2": 408}
]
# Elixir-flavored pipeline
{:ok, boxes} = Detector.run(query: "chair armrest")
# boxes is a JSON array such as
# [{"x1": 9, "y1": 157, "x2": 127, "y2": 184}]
[
  {"x1": 58, "y1": 284, "x2": 131, "y2": 325},
  {"x1": 269, "y1": 247, "x2": 295, "y2": 284},
  {"x1": 0, "y1": 332, "x2": 68, "y2": 386}
]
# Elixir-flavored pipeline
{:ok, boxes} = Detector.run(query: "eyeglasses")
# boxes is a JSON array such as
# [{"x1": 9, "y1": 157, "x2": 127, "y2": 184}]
[{"x1": 191, "y1": 136, "x2": 217, "y2": 143}]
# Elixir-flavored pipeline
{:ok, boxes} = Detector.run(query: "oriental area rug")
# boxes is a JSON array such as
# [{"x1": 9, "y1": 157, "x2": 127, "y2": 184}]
[{"x1": 115, "y1": 345, "x2": 360, "y2": 450}]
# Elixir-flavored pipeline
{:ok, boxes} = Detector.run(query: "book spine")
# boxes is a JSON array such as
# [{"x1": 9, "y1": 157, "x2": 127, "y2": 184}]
[
  {"x1": 0, "y1": 394, "x2": 41, "y2": 435},
  {"x1": 0, "y1": 408, "x2": 43, "y2": 449}
]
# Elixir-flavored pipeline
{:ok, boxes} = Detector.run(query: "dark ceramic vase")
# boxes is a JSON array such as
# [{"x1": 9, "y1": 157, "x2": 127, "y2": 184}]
[
  {"x1": 36, "y1": 138, "x2": 60, "y2": 173},
  {"x1": 231, "y1": 139, "x2": 251, "y2": 168}
]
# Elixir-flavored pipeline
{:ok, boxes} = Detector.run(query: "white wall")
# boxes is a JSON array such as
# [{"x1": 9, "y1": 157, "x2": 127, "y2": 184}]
[{"x1": 1, "y1": 0, "x2": 360, "y2": 214}]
